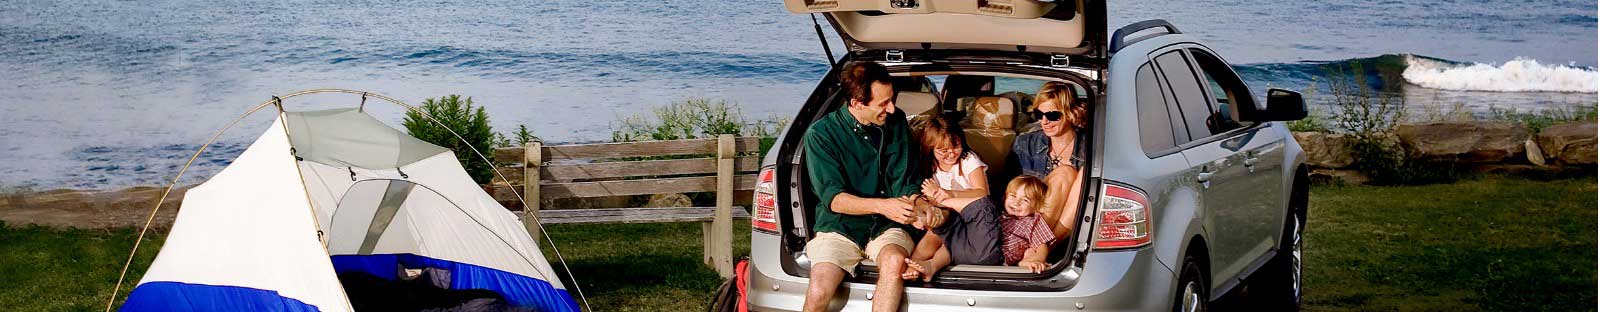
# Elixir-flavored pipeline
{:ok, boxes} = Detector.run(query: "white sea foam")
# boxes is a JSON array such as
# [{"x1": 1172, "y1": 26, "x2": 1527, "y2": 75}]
[{"x1": 1402, "y1": 55, "x2": 1599, "y2": 93}]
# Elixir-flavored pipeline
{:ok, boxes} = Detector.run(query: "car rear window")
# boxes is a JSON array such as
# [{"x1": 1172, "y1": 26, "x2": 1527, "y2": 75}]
[
  {"x1": 1136, "y1": 64, "x2": 1178, "y2": 155},
  {"x1": 1153, "y1": 51, "x2": 1213, "y2": 144}
]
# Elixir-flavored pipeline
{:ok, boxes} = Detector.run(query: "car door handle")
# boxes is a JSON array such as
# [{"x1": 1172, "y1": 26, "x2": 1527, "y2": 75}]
[
  {"x1": 1244, "y1": 156, "x2": 1260, "y2": 167},
  {"x1": 1197, "y1": 171, "x2": 1214, "y2": 182}
]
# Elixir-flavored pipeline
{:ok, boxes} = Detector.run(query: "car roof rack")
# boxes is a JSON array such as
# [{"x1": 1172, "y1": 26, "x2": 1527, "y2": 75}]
[{"x1": 1109, "y1": 19, "x2": 1182, "y2": 54}]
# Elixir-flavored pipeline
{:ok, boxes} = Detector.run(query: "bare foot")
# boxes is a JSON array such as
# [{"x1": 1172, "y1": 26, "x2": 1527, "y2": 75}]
[
  {"x1": 904, "y1": 258, "x2": 941, "y2": 282},
  {"x1": 901, "y1": 258, "x2": 924, "y2": 281}
]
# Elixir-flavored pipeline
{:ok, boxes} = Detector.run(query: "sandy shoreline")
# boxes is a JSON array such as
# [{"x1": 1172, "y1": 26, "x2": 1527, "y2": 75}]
[{"x1": 0, "y1": 186, "x2": 187, "y2": 230}]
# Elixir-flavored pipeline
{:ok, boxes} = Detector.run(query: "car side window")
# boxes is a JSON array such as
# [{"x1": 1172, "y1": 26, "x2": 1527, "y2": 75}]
[
  {"x1": 1136, "y1": 63, "x2": 1180, "y2": 155},
  {"x1": 1152, "y1": 50, "x2": 1213, "y2": 142},
  {"x1": 1188, "y1": 49, "x2": 1253, "y2": 134}
]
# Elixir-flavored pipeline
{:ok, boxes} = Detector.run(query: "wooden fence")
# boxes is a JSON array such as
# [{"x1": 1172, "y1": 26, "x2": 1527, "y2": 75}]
[{"x1": 489, "y1": 135, "x2": 760, "y2": 277}]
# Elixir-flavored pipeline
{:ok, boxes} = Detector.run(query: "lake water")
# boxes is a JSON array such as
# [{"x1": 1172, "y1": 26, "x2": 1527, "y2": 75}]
[{"x1": 1, "y1": 0, "x2": 1595, "y2": 189}]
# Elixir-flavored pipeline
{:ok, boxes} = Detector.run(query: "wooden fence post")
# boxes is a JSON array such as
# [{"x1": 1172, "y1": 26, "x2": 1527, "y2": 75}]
[
  {"x1": 710, "y1": 134, "x2": 736, "y2": 277},
  {"x1": 523, "y1": 142, "x2": 543, "y2": 243}
]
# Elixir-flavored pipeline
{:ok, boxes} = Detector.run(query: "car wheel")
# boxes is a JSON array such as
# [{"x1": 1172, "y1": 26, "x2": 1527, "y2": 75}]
[
  {"x1": 1250, "y1": 191, "x2": 1305, "y2": 310},
  {"x1": 1174, "y1": 256, "x2": 1207, "y2": 312}
]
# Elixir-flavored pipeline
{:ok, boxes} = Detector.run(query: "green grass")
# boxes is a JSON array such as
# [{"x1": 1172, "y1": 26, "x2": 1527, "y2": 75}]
[
  {"x1": 0, "y1": 223, "x2": 164, "y2": 312},
  {"x1": 537, "y1": 222, "x2": 751, "y2": 312},
  {"x1": 0, "y1": 221, "x2": 748, "y2": 312},
  {"x1": 2, "y1": 176, "x2": 1593, "y2": 311},
  {"x1": 1302, "y1": 176, "x2": 1597, "y2": 311}
]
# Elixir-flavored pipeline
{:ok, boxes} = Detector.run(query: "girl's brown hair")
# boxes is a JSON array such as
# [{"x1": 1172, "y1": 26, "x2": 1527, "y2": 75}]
[
  {"x1": 1006, "y1": 175, "x2": 1048, "y2": 210},
  {"x1": 912, "y1": 116, "x2": 968, "y2": 174}
]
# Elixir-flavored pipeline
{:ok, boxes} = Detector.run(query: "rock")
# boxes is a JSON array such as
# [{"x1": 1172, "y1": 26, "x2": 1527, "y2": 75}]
[
  {"x1": 644, "y1": 193, "x2": 693, "y2": 208},
  {"x1": 1396, "y1": 121, "x2": 1528, "y2": 163},
  {"x1": 1308, "y1": 169, "x2": 1370, "y2": 185},
  {"x1": 1536, "y1": 122, "x2": 1597, "y2": 165},
  {"x1": 1294, "y1": 132, "x2": 1355, "y2": 169},
  {"x1": 1525, "y1": 139, "x2": 1547, "y2": 166}
]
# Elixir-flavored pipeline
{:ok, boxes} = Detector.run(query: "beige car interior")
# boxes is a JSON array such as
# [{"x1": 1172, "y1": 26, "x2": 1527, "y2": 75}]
[
  {"x1": 959, "y1": 96, "x2": 1018, "y2": 172},
  {"x1": 897, "y1": 91, "x2": 941, "y2": 117}
]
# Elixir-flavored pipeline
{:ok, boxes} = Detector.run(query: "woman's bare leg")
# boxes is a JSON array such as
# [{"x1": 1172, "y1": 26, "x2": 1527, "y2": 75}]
[{"x1": 1039, "y1": 166, "x2": 1080, "y2": 236}]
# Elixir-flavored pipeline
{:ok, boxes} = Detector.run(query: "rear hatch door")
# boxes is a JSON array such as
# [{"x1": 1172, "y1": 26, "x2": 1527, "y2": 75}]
[{"x1": 785, "y1": 0, "x2": 1107, "y2": 58}]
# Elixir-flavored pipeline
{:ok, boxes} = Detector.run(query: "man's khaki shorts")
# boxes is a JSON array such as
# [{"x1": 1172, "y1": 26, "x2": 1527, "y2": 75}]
[{"x1": 804, "y1": 228, "x2": 914, "y2": 275}]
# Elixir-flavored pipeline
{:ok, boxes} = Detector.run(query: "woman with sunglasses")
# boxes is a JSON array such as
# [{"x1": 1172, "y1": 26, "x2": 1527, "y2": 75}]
[{"x1": 1010, "y1": 81, "x2": 1089, "y2": 240}]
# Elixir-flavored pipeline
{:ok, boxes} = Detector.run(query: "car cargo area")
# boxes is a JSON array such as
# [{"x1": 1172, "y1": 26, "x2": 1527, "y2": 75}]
[{"x1": 774, "y1": 70, "x2": 1101, "y2": 290}]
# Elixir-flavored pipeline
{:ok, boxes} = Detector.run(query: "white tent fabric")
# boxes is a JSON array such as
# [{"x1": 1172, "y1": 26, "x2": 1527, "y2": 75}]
[{"x1": 122, "y1": 108, "x2": 577, "y2": 312}]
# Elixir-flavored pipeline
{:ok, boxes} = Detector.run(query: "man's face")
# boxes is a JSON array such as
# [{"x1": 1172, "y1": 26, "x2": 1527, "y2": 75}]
[{"x1": 848, "y1": 81, "x2": 897, "y2": 126}]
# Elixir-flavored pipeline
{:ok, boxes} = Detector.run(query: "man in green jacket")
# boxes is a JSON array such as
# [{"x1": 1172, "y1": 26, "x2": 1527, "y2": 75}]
[{"x1": 801, "y1": 62, "x2": 943, "y2": 312}]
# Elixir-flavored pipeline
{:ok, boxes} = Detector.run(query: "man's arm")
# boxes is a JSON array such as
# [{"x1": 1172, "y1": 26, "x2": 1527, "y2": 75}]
[{"x1": 829, "y1": 192, "x2": 913, "y2": 222}]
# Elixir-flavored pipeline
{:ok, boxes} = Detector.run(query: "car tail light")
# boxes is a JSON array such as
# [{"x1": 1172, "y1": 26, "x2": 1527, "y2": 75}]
[
  {"x1": 752, "y1": 166, "x2": 779, "y2": 234},
  {"x1": 1094, "y1": 183, "x2": 1151, "y2": 250}
]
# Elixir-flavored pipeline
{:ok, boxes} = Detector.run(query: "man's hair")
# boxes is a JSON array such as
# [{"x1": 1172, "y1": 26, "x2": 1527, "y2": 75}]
[
  {"x1": 1006, "y1": 175, "x2": 1048, "y2": 211},
  {"x1": 840, "y1": 62, "x2": 893, "y2": 105},
  {"x1": 1032, "y1": 81, "x2": 1088, "y2": 129}
]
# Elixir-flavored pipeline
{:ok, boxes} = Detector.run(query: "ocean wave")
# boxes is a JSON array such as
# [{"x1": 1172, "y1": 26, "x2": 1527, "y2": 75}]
[{"x1": 1401, "y1": 55, "x2": 1598, "y2": 93}]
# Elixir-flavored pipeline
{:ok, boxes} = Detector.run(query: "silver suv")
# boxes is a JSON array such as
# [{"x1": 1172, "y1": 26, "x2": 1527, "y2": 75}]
[{"x1": 746, "y1": 1, "x2": 1310, "y2": 311}]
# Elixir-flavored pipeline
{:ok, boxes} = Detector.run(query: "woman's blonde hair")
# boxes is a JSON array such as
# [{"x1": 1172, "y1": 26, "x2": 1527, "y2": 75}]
[
  {"x1": 1032, "y1": 81, "x2": 1088, "y2": 129},
  {"x1": 1006, "y1": 175, "x2": 1048, "y2": 210}
]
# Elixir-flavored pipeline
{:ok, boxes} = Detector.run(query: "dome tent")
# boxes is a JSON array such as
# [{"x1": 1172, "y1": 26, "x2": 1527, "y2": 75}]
[{"x1": 117, "y1": 103, "x2": 580, "y2": 311}]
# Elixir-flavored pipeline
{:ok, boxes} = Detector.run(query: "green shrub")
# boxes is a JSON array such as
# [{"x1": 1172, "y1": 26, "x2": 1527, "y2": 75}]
[
  {"x1": 403, "y1": 95, "x2": 497, "y2": 184},
  {"x1": 1323, "y1": 62, "x2": 1460, "y2": 185}
]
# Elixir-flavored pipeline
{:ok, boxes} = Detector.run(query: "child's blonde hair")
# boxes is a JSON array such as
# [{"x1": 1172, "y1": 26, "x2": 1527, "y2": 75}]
[{"x1": 1006, "y1": 175, "x2": 1048, "y2": 210}]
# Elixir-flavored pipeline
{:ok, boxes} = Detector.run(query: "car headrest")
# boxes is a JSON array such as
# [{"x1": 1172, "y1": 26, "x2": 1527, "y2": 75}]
[
  {"x1": 897, "y1": 91, "x2": 940, "y2": 117},
  {"x1": 960, "y1": 96, "x2": 1015, "y2": 130}
]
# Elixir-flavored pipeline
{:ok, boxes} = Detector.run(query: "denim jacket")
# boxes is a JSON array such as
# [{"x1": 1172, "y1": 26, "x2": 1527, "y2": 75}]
[{"x1": 1011, "y1": 129, "x2": 1088, "y2": 178}]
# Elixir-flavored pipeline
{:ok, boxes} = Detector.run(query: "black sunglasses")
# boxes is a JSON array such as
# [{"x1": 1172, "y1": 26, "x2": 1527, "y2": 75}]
[{"x1": 1033, "y1": 109, "x2": 1064, "y2": 122}]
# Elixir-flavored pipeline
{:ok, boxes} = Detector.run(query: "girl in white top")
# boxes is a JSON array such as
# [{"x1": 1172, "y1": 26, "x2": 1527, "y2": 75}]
[
  {"x1": 915, "y1": 116, "x2": 990, "y2": 201},
  {"x1": 902, "y1": 116, "x2": 999, "y2": 281}
]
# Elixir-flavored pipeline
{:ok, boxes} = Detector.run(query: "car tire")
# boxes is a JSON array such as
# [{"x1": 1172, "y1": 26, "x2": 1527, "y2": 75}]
[
  {"x1": 1250, "y1": 185, "x2": 1306, "y2": 310},
  {"x1": 1174, "y1": 255, "x2": 1208, "y2": 312}
]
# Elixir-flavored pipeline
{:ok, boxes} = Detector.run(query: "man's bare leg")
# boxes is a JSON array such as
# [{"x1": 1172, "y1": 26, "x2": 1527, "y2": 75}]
[
  {"x1": 873, "y1": 245, "x2": 910, "y2": 312},
  {"x1": 803, "y1": 263, "x2": 847, "y2": 312}
]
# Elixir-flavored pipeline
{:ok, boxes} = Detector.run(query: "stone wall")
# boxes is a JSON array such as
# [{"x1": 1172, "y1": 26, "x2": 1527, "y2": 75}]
[{"x1": 1295, "y1": 121, "x2": 1596, "y2": 184}]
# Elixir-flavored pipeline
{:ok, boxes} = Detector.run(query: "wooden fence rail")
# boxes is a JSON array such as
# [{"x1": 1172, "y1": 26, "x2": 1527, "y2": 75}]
[{"x1": 492, "y1": 135, "x2": 760, "y2": 277}]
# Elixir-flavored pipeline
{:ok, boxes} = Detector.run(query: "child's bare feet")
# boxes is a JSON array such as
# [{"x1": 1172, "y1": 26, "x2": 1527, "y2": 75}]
[
  {"x1": 901, "y1": 258, "x2": 925, "y2": 281},
  {"x1": 904, "y1": 258, "x2": 942, "y2": 282}
]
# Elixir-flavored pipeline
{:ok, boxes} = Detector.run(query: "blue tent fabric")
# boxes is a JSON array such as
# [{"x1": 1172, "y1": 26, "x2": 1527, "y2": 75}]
[
  {"x1": 330, "y1": 254, "x2": 580, "y2": 312},
  {"x1": 121, "y1": 282, "x2": 321, "y2": 312}
]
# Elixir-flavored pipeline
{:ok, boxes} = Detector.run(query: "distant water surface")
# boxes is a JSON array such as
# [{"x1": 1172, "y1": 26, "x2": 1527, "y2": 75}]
[{"x1": 0, "y1": 0, "x2": 1594, "y2": 189}]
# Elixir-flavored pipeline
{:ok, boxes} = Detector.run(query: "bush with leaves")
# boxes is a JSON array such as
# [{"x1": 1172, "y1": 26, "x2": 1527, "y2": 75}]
[
  {"x1": 403, "y1": 95, "x2": 498, "y2": 184},
  {"x1": 1323, "y1": 62, "x2": 1460, "y2": 185}
]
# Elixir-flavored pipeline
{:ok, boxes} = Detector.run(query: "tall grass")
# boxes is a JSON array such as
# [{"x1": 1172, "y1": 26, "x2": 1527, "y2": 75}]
[{"x1": 611, "y1": 98, "x2": 788, "y2": 143}]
